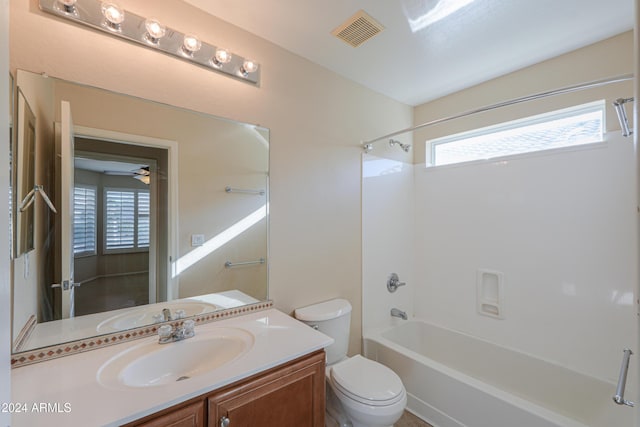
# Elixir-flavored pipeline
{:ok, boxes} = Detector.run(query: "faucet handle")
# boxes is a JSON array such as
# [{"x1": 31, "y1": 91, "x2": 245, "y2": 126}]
[
  {"x1": 387, "y1": 273, "x2": 406, "y2": 293},
  {"x1": 174, "y1": 309, "x2": 186, "y2": 319},
  {"x1": 158, "y1": 324, "x2": 173, "y2": 340},
  {"x1": 183, "y1": 319, "x2": 196, "y2": 336}
]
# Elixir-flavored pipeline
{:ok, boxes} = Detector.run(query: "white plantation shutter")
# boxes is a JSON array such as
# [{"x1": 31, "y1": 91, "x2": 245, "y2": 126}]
[
  {"x1": 73, "y1": 185, "x2": 97, "y2": 255},
  {"x1": 105, "y1": 189, "x2": 135, "y2": 250},
  {"x1": 137, "y1": 191, "x2": 150, "y2": 248},
  {"x1": 105, "y1": 188, "x2": 149, "y2": 251}
]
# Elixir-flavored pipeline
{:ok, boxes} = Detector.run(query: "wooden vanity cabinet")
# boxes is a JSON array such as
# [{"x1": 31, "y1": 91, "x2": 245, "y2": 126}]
[
  {"x1": 208, "y1": 349, "x2": 325, "y2": 427},
  {"x1": 124, "y1": 350, "x2": 325, "y2": 427}
]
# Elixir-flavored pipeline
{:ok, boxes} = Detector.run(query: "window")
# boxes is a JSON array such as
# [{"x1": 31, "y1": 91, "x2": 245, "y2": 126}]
[
  {"x1": 137, "y1": 191, "x2": 150, "y2": 247},
  {"x1": 104, "y1": 188, "x2": 150, "y2": 252},
  {"x1": 73, "y1": 185, "x2": 97, "y2": 256},
  {"x1": 429, "y1": 101, "x2": 605, "y2": 167}
]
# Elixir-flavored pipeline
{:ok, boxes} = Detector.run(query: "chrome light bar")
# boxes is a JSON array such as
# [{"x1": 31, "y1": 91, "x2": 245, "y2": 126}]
[{"x1": 39, "y1": 0, "x2": 261, "y2": 85}]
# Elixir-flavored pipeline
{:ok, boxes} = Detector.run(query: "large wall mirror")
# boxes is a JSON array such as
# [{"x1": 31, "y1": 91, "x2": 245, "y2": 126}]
[{"x1": 10, "y1": 69, "x2": 269, "y2": 354}]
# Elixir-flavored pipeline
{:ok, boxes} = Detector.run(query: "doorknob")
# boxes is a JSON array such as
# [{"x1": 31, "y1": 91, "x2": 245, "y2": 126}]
[
  {"x1": 220, "y1": 416, "x2": 230, "y2": 427},
  {"x1": 50, "y1": 280, "x2": 80, "y2": 290}
]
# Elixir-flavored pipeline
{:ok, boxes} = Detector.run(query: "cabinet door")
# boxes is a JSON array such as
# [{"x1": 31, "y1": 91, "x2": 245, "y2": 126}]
[
  {"x1": 208, "y1": 351, "x2": 325, "y2": 427},
  {"x1": 129, "y1": 400, "x2": 204, "y2": 427}
]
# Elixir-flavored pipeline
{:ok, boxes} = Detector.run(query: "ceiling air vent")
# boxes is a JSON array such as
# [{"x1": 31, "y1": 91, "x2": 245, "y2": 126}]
[{"x1": 332, "y1": 10, "x2": 384, "y2": 48}]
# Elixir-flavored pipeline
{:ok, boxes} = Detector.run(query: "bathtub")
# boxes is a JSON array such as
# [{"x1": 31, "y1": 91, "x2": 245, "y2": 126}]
[{"x1": 363, "y1": 320, "x2": 632, "y2": 427}]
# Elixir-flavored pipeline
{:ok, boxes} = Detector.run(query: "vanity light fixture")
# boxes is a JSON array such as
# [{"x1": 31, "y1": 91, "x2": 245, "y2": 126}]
[
  {"x1": 182, "y1": 34, "x2": 202, "y2": 56},
  {"x1": 240, "y1": 59, "x2": 259, "y2": 77},
  {"x1": 39, "y1": 0, "x2": 261, "y2": 85},
  {"x1": 100, "y1": 1, "x2": 124, "y2": 31},
  {"x1": 212, "y1": 48, "x2": 232, "y2": 67},
  {"x1": 144, "y1": 18, "x2": 166, "y2": 45}
]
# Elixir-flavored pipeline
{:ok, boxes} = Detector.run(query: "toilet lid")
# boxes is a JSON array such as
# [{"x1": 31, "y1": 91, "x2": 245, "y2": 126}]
[{"x1": 330, "y1": 355, "x2": 404, "y2": 406}]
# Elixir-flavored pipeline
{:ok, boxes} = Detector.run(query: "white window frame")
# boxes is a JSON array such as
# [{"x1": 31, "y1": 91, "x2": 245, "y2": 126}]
[
  {"x1": 103, "y1": 187, "x2": 150, "y2": 254},
  {"x1": 73, "y1": 184, "x2": 97, "y2": 257},
  {"x1": 428, "y1": 100, "x2": 606, "y2": 167}
]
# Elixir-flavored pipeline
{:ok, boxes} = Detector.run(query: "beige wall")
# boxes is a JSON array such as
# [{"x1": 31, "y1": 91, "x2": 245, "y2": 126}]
[
  {"x1": 413, "y1": 32, "x2": 634, "y2": 164},
  {"x1": 12, "y1": 70, "x2": 55, "y2": 336},
  {"x1": 10, "y1": 0, "x2": 413, "y2": 354}
]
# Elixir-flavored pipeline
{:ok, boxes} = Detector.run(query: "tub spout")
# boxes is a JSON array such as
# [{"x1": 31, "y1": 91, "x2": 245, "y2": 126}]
[{"x1": 391, "y1": 308, "x2": 407, "y2": 320}]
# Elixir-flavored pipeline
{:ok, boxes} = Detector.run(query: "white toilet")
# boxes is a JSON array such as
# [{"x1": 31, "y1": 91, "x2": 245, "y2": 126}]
[{"x1": 294, "y1": 299, "x2": 406, "y2": 427}]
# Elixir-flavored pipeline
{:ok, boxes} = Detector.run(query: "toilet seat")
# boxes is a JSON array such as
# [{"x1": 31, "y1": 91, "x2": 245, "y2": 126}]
[{"x1": 329, "y1": 355, "x2": 405, "y2": 406}]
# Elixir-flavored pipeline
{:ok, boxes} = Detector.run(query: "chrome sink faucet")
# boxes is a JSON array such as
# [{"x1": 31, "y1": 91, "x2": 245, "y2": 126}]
[
  {"x1": 158, "y1": 319, "x2": 196, "y2": 344},
  {"x1": 390, "y1": 308, "x2": 408, "y2": 320},
  {"x1": 154, "y1": 308, "x2": 187, "y2": 323}
]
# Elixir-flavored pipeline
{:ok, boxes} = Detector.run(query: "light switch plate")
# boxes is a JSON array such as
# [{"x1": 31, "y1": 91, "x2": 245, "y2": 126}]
[{"x1": 191, "y1": 234, "x2": 205, "y2": 246}]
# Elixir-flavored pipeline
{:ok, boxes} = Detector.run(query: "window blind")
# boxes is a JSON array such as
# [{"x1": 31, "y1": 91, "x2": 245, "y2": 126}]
[{"x1": 73, "y1": 185, "x2": 97, "y2": 255}]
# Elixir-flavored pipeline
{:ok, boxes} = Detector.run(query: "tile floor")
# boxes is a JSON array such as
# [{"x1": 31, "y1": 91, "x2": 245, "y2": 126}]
[{"x1": 394, "y1": 411, "x2": 433, "y2": 427}]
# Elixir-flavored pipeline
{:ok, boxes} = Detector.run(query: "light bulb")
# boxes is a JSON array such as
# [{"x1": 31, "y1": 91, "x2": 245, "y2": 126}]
[
  {"x1": 212, "y1": 48, "x2": 232, "y2": 66},
  {"x1": 182, "y1": 34, "x2": 201, "y2": 55},
  {"x1": 240, "y1": 59, "x2": 258, "y2": 76},
  {"x1": 101, "y1": 2, "x2": 125, "y2": 30},
  {"x1": 144, "y1": 18, "x2": 166, "y2": 44}
]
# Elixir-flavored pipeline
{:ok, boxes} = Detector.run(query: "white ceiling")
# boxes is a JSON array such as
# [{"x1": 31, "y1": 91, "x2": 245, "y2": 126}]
[{"x1": 184, "y1": 0, "x2": 634, "y2": 106}]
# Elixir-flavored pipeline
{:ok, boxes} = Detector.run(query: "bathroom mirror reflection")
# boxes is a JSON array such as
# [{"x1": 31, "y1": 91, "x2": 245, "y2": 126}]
[{"x1": 11, "y1": 69, "x2": 269, "y2": 354}]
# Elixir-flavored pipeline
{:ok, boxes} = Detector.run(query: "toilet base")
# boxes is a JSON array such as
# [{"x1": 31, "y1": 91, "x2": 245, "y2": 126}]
[
  {"x1": 325, "y1": 382, "x2": 351, "y2": 427},
  {"x1": 325, "y1": 377, "x2": 405, "y2": 427}
]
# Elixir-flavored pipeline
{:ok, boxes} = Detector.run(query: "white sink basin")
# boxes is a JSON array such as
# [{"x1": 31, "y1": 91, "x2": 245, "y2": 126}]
[
  {"x1": 97, "y1": 327, "x2": 254, "y2": 389},
  {"x1": 96, "y1": 301, "x2": 218, "y2": 333}
]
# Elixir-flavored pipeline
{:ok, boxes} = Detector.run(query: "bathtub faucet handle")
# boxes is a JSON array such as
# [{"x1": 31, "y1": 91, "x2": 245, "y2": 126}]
[{"x1": 387, "y1": 273, "x2": 406, "y2": 293}]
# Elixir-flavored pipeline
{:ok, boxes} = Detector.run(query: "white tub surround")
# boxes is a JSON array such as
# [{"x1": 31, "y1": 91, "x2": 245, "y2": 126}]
[
  {"x1": 11, "y1": 309, "x2": 332, "y2": 427},
  {"x1": 365, "y1": 320, "x2": 633, "y2": 427},
  {"x1": 361, "y1": 154, "x2": 415, "y2": 332}
]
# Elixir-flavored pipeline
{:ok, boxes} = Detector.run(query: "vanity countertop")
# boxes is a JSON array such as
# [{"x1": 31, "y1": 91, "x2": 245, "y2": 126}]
[{"x1": 10, "y1": 309, "x2": 333, "y2": 427}]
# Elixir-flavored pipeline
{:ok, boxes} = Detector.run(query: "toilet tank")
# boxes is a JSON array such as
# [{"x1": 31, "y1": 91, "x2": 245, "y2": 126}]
[{"x1": 294, "y1": 299, "x2": 352, "y2": 365}]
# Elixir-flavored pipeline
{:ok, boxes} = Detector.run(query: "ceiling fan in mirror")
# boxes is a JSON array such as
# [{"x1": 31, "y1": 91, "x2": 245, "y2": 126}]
[
  {"x1": 104, "y1": 166, "x2": 151, "y2": 185},
  {"x1": 75, "y1": 157, "x2": 152, "y2": 184}
]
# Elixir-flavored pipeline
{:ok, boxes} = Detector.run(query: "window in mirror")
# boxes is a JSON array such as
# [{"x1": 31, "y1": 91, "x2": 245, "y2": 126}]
[
  {"x1": 104, "y1": 188, "x2": 150, "y2": 252},
  {"x1": 73, "y1": 185, "x2": 97, "y2": 256}
]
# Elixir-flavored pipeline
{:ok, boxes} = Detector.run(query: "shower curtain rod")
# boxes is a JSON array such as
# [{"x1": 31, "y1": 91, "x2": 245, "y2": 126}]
[{"x1": 362, "y1": 73, "x2": 634, "y2": 147}]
